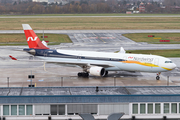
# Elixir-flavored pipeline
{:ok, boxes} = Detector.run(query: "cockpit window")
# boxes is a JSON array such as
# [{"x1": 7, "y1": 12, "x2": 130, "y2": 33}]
[{"x1": 165, "y1": 61, "x2": 172, "y2": 63}]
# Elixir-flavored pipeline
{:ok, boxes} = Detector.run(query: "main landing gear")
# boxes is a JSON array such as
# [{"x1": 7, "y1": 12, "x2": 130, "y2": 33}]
[
  {"x1": 156, "y1": 72, "x2": 161, "y2": 80},
  {"x1": 105, "y1": 71, "x2": 108, "y2": 76},
  {"x1": 78, "y1": 72, "x2": 89, "y2": 77}
]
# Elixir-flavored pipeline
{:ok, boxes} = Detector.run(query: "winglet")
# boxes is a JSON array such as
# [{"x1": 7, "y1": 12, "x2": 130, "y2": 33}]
[{"x1": 9, "y1": 55, "x2": 17, "y2": 60}]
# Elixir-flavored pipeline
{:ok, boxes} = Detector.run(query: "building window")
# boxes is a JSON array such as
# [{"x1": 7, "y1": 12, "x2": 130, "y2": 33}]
[
  {"x1": 19, "y1": 105, "x2": 25, "y2": 115},
  {"x1": 99, "y1": 104, "x2": 129, "y2": 115},
  {"x1": 148, "y1": 104, "x2": 153, "y2": 114},
  {"x1": 132, "y1": 104, "x2": 138, "y2": 114},
  {"x1": 67, "y1": 104, "x2": 97, "y2": 115},
  {"x1": 140, "y1": 104, "x2": 146, "y2": 114},
  {"x1": 155, "y1": 103, "x2": 161, "y2": 114},
  {"x1": 171, "y1": 103, "x2": 177, "y2": 113},
  {"x1": 26, "y1": 105, "x2": 33, "y2": 115},
  {"x1": 11, "y1": 105, "x2": 17, "y2": 115},
  {"x1": 51, "y1": 105, "x2": 65, "y2": 115},
  {"x1": 164, "y1": 103, "x2": 169, "y2": 114},
  {"x1": 3, "y1": 105, "x2": 9, "y2": 115},
  {"x1": 59, "y1": 105, "x2": 65, "y2": 115},
  {"x1": 51, "y1": 105, "x2": 57, "y2": 115},
  {"x1": 35, "y1": 105, "x2": 50, "y2": 115}
]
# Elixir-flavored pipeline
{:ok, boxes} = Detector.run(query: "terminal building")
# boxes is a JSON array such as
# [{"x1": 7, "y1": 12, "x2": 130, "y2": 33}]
[{"x1": 0, "y1": 86, "x2": 180, "y2": 120}]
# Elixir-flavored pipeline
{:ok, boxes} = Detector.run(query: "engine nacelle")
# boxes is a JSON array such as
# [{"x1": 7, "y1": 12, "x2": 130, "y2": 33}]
[{"x1": 89, "y1": 66, "x2": 106, "y2": 77}]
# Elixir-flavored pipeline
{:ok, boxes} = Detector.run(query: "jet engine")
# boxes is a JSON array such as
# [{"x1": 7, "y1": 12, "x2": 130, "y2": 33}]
[{"x1": 89, "y1": 66, "x2": 106, "y2": 77}]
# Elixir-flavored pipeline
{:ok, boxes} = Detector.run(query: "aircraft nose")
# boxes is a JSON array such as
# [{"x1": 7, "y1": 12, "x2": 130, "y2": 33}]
[{"x1": 171, "y1": 63, "x2": 177, "y2": 69}]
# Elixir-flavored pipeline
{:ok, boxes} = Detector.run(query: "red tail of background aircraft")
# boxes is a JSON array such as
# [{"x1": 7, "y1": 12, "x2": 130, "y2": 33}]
[{"x1": 22, "y1": 24, "x2": 49, "y2": 49}]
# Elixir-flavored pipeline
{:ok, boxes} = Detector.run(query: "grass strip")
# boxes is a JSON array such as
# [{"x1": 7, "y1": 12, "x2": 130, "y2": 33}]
[
  {"x1": 0, "y1": 17, "x2": 180, "y2": 30},
  {"x1": 0, "y1": 33, "x2": 72, "y2": 45},
  {"x1": 123, "y1": 33, "x2": 180, "y2": 44},
  {"x1": 126, "y1": 49, "x2": 180, "y2": 57}
]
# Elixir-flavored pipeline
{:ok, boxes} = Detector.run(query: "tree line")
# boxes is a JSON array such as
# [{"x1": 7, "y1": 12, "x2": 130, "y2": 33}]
[{"x1": 0, "y1": 0, "x2": 179, "y2": 14}]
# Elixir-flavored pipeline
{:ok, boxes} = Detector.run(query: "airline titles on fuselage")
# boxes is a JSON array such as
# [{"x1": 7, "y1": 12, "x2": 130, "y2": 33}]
[{"x1": 128, "y1": 56, "x2": 154, "y2": 63}]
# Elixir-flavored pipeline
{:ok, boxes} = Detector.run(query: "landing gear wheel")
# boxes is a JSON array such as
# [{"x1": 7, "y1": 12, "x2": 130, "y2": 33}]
[
  {"x1": 82, "y1": 73, "x2": 89, "y2": 77},
  {"x1": 78, "y1": 72, "x2": 89, "y2": 77},
  {"x1": 78, "y1": 72, "x2": 82, "y2": 77},
  {"x1": 156, "y1": 76, "x2": 160, "y2": 80}
]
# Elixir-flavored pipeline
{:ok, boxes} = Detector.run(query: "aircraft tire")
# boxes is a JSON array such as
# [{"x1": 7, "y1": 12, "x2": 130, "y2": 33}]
[
  {"x1": 156, "y1": 76, "x2": 160, "y2": 80},
  {"x1": 85, "y1": 73, "x2": 89, "y2": 77},
  {"x1": 82, "y1": 73, "x2": 89, "y2": 77},
  {"x1": 78, "y1": 72, "x2": 89, "y2": 77},
  {"x1": 78, "y1": 72, "x2": 82, "y2": 77}
]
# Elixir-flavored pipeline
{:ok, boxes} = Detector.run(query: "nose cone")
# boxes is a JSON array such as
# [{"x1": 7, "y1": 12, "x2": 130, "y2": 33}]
[{"x1": 171, "y1": 63, "x2": 177, "y2": 70}]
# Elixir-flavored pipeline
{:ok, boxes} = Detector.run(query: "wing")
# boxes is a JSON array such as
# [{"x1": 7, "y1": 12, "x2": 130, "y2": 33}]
[{"x1": 9, "y1": 55, "x2": 114, "y2": 68}]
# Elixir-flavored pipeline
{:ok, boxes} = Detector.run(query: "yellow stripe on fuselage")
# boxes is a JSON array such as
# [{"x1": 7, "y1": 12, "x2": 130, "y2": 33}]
[
  {"x1": 121, "y1": 60, "x2": 159, "y2": 67},
  {"x1": 121, "y1": 60, "x2": 172, "y2": 71},
  {"x1": 161, "y1": 67, "x2": 172, "y2": 71}
]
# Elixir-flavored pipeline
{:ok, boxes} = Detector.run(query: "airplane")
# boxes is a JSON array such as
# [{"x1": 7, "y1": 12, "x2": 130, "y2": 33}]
[{"x1": 9, "y1": 24, "x2": 177, "y2": 80}]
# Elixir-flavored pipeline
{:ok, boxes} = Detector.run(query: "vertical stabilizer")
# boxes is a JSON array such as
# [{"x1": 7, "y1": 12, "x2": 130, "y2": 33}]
[{"x1": 22, "y1": 24, "x2": 49, "y2": 49}]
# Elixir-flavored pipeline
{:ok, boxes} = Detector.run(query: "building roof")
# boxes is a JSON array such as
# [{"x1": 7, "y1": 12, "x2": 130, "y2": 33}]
[
  {"x1": 2, "y1": 86, "x2": 180, "y2": 96},
  {"x1": 1, "y1": 86, "x2": 180, "y2": 104}
]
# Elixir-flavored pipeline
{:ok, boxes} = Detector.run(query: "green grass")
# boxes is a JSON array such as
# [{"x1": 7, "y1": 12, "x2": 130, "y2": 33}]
[
  {"x1": 0, "y1": 17, "x2": 180, "y2": 30},
  {"x1": 0, "y1": 33, "x2": 72, "y2": 45},
  {"x1": 123, "y1": 33, "x2": 180, "y2": 44},
  {"x1": 126, "y1": 49, "x2": 180, "y2": 57}
]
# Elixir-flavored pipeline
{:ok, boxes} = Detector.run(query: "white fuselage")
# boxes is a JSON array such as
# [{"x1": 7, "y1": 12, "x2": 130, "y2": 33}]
[{"x1": 37, "y1": 49, "x2": 176, "y2": 73}]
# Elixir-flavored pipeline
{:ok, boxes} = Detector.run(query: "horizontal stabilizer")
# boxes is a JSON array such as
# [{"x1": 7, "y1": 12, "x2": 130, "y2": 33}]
[
  {"x1": 9, "y1": 55, "x2": 17, "y2": 60},
  {"x1": 42, "y1": 40, "x2": 48, "y2": 47}
]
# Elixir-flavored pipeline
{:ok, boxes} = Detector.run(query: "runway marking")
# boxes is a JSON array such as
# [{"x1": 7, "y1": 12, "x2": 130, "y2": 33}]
[
  {"x1": 92, "y1": 33, "x2": 106, "y2": 43},
  {"x1": 44, "y1": 62, "x2": 47, "y2": 71},
  {"x1": 100, "y1": 37, "x2": 116, "y2": 39},
  {"x1": 38, "y1": 79, "x2": 44, "y2": 82}
]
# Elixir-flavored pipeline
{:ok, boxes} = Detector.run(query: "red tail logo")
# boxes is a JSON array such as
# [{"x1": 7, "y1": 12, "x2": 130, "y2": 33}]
[
  {"x1": 27, "y1": 37, "x2": 38, "y2": 41},
  {"x1": 22, "y1": 24, "x2": 49, "y2": 49}
]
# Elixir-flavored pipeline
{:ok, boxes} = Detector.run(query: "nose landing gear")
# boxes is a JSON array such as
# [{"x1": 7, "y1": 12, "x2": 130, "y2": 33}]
[{"x1": 156, "y1": 72, "x2": 161, "y2": 80}]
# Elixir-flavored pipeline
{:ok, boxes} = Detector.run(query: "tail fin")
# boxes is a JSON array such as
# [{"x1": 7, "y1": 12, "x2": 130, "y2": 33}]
[{"x1": 22, "y1": 24, "x2": 49, "y2": 49}]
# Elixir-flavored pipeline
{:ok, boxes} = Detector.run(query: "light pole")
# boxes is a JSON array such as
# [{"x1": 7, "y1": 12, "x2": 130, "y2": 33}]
[
  {"x1": 114, "y1": 76, "x2": 116, "y2": 86},
  {"x1": 7, "y1": 77, "x2": 9, "y2": 87},
  {"x1": 61, "y1": 77, "x2": 63, "y2": 87},
  {"x1": 167, "y1": 76, "x2": 169, "y2": 86}
]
